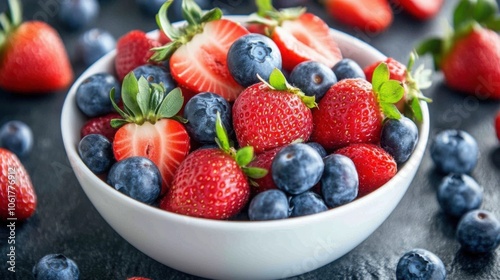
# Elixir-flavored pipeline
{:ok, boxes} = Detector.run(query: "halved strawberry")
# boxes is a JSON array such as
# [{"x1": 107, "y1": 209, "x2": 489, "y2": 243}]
[
  {"x1": 150, "y1": 1, "x2": 248, "y2": 102},
  {"x1": 110, "y1": 73, "x2": 190, "y2": 194}
]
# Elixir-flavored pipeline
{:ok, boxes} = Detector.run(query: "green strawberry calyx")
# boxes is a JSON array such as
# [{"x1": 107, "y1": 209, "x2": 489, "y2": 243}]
[
  {"x1": 248, "y1": 0, "x2": 306, "y2": 30},
  {"x1": 0, "y1": 0, "x2": 22, "y2": 54},
  {"x1": 109, "y1": 72, "x2": 185, "y2": 128},
  {"x1": 214, "y1": 112, "x2": 267, "y2": 181},
  {"x1": 371, "y1": 62, "x2": 405, "y2": 120},
  {"x1": 417, "y1": 0, "x2": 500, "y2": 69},
  {"x1": 403, "y1": 51, "x2": 433, "y2": 122},
  {"x1": 150, "y1": 0, "x2": 224, "y2": 62},
  {"x1": 258, "y1": 68, "x2": 317, "y2": 109}
]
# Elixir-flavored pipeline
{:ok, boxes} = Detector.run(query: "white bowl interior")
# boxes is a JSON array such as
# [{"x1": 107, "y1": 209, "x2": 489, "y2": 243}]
[{"x1": 61, "y1": 16, "x2": 429, "y2": 280}]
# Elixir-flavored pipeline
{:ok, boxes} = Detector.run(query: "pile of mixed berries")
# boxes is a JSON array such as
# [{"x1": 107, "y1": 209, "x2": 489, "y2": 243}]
[{"x1": 76, "y1": 0, "x2": 430, "y2": 222}]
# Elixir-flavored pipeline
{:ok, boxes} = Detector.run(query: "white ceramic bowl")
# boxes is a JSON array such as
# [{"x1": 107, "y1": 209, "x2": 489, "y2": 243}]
[{"x1": 61, "y1": 16, "x2": 429, "y2": 280}]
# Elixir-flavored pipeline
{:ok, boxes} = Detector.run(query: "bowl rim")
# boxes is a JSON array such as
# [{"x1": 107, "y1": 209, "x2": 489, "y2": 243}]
[{"x1": 61, "y1": 15, "x2": 430, "y2": 230}]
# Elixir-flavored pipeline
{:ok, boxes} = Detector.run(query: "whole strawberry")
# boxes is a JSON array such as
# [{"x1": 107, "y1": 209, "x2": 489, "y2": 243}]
[
  {"x1": 247, "y1": 146, "x2": 284, "y2": 196},
  {"x1": 0, "y1": 148, "x2": 36, "y2": 221},
  {"x1": 417, "y1": 0, "x2": 500, "y2": 99},
  {"x1": 325, "y1": 0, "x2": 393, "y2": 33},
  {"x1": 311, "y1": 62, "x2": 405, "y2": 151},
  {"x1": 0, "y1": 0, "x2": 73, "y2": 94},
  {"x1": 335, "y1": 143, "x2": 397, "y2": 197},
  {"x1": 80, "y1": 112, "x2": 121, "y2": 142},
  {"x1": 161, "y1": 113, "x2": 266, "y2": 220},
  {"x1": 232, "y1": 69, "x2": 316, "y2": 154}
]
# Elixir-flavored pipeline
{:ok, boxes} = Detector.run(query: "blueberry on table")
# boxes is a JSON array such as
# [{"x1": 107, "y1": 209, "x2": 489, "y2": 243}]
[
  {"x1": 78, "y1": 134, "x2": 114, "y2": 175},
  {"x1": 0, "y1": 120, "x2": 33, "y2": 158},
  {"x1": 380, "y1": 116, "x2": 419, "y2": 164},
  {"x1": 272, "y1": 143, "x2": 325, "y2": 195},
  {"x1": 33, "y1": 254, "x2": 80, "y2": 280},
  {"x1": 59, "y1": 0, "x2": 99, "y2": 31},
  {"x1": 436, "y1": 173, "x2": 483, "y2": 218},
  {"x1": 396, "y1": 248, "x2": 446, "y2": 280},
  {"x1": 227, "y1": 33, "x2": 282, "y2": 87},
  {"x1": 290, "y1": 191, "x2": 328, "y2": 217},
  {"x1": 183, "y1": 92, "x2": 233, "y2": 144},
  {"x1": 76, "y1": 28, "x2": 116, "y2": 67},
  {"x1": 289, "y1": 61, "x2": 337, "y2": 102},
  {"x1": 332, "y1": 58, "x2": 366, "y2": 81},
  {"x1": 321, "y1": 154, "x2": 359, "y2": 208},
  {"x1": 76, "y1": 73, "x2": 121, "y2": 117},
  {"x1": 456, "y1": 210, "x2": 500, "y2": 254},
  {"x1": 132, "y1": 65, "x2": 176, "y2": 93},
  {"x1": 107, "y1": 157, "x2": 162, "y2": 205},
  {"x1": 248, "y1": 189, "x2": 290, "y2": 221},
  {"x1": 430, "y1": 129, "x2": 478, "y2": 174}
]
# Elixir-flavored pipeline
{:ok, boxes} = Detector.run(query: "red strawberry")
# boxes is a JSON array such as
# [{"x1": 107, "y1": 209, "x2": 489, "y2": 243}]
[
  {"x1": 364, "y1": 57, "x2": 407, "y2": 84},
  {"x1": 495, "y1": 111, "x2": 500, "y2": 141},
  {"x1": 324, "y1": 0, "x2": 393, "y2": 34},
  {"x1": 150, "y1": 2, "x2": 248, "y2": 102},
  {"x1": 232, "y1": 69, "x2": 315, "y2": 154},
  {"x1": 111, "y1": 73, "x2": 190, "y2": 195},
  {"x1": 0, "y1": 148, "x2": 36, "y2": 221},
  {"x1": 391, "y1": 0, "x2": 444, "y2": 20},
  {"x1": 0, "y1": 0, "x2": 73, "y2": 94},
  {"x1": 80, "y1": 112, "x2": 121, "y2": 142},
  {"x1": 247, "y1": 146, "x2": 284, "y2": 196},
  {"x1": 335, "y1": 143, "x2": 397, "y2": 197},
  {"x1": 417, "y1": 0, "x2": 500, "y2": 99},
  {"x1": 253, "y1": 1, "x2": 342, "y2": 71},
  {"x1": 161, "y1": 114, "x2": 266, "y2": 220},
  {"x1": 115, "y1": 30, "x2": 161, "y2": 81}
]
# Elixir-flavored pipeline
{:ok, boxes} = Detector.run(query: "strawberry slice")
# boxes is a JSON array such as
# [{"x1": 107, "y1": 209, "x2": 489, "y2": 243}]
[{"x1": 150, "y1": 1, "x2": 248, "y2": 102}]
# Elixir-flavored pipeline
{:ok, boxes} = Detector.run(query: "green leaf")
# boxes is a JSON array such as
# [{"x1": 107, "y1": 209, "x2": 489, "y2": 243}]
[
  {"x1": 242, "y1": 166, "x2": 268, "y2": 179},
  {"x1": 156, "y1": 0, "x2": 181, "y2": 41},
  {"x1": 413, "y1": 64, "x2": 433, "y2": 90},
  {"x1": 109, "y1": 88, "x2": 128, "y2": 119},
  {"x1": 235, "y1": 146, "x2": 254, "y2": 167},
  {"x1": 0, "y1": 13, "x2": 11, "y2": 33},
  {"x1": 150, "y1": 41, "x2": 182, "y2": 62},
  {"x1": 454, "y1": 0, "x2": 473, "y2": 29},
  {"x1": 256, "y1": 0, "x2": 275, "y2": 17},
  {"x1": 182, "y1": 0, "x2": 203, "y2": 26},
  {"x1": 200, "y1": 8, "x2": 223, "y2": 23},
  {"x1": 484, "y1": 16, "x2": 500, "y2": 30},
  {"x1": 156, "y1": 87, "x2": 184, "y2": 119},
  {"x1": 381, "y1": 103, "x2": 402, "y2": 120},
  {"x1": 299, "y1": 94, "x2": 317, "y2": 109},
  {"x1": 121, "y1": 73, "x2": 143, "y2": 118},
  {"x1": 268, "y1": 68, "x2": 288, "y2": 90},
  {"x1": 372, "y1": 62, "x2": 390, "y2": 92},
  {"x1": 110, "y1": 119, "x2": 129, "y2": 129},
  {"x1": 7, "y1": 0, "x2": 22, "y2": 27},
  {"x1": 215, "y1": 112, "x2": 230, "y2": 151},
  {"x1": 136, "y1": 77, "x2": 152, "y2": 116},
  {"x1": 410, "y1": 97, "x2": 423, "y2": 122},
  {"x1": 473, "y1": 0, "x2": 498, "y2": 24},
  {"x1": 379, "y1": 80, "x2": 405, "y2": 103},
  {"x1": 416, "y1": 38, "x2": 444, "y2": 70},
  {"x1": 0, "y1": 31, "x2": 5, "y2": 49}
]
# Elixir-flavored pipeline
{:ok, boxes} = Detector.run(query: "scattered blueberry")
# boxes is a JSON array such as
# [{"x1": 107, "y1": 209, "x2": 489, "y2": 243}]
[
  {"x1": 380, "y1": 116, "x2": 419, "y2": 164},
  {"x1": 0, "y1": 120, "x2": 33, "y2": 158},
  {"x1": 107, "y1": 157, "x2": 161, "y2": 205},
  {"x1": 436, "y1": 174, "x2": 483, "y2": 218},
  {"x1": 33, "y1": 254, "x2": 80, "y2": 280},
  {"x1": 396, "y1": 248, "x2": 446, "y2": 280},
  {"x1": 76, "y1": 73, "x2": 121, "y2": 117},
  {"x1": 136, "y1": 0, "x2": 165, "y2": 16},
  {"x1": 290, "y1": 191, "x2": 328, "y2": 217},
  {"x1": 132, "y1": 65, "x2": 176, "y2": 93},
  {"x1": 289, "y1": 61, "x2": 337, "y2": 102},
  {"x1": 227, "y1": 33, "x2": 282, "y2": 87},
  {"x1": 248, "y1": 189, "x2": 290, "y2": 221},
  {"x1": 183, "y1": 92, "x2": 233, "y2": 144},
  {"x1": 76, "y1": 28, "x2": 116, "y2": 66},
  {"x1": 321, "y1": 154, "x2": 359, "y2": 208},
  {"x1": 456, "y1": 209, "x2": 500, "y2": 254},
  {"x1": 272, "y1": 143, "x2": 324, "y2": 195},
  {"x1": 430, "y1": 129, "x2": 479, "y2": 174},
  {"x1": 305, "y1": 142, "x2": 327, "y2": 158},
  {"x1": 78, "y1": 134, "x2": 114, "y2": 175},
  {"x1": 59, "y1": 0, "x2": 99, "y2": 31},
  {"x1": 332, "y1": 58, "x2": 366, "y2": 81}
]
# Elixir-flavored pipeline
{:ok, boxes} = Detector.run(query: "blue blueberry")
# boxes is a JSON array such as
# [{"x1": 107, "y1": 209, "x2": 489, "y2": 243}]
[
  {"x1": 132, "y1": 65, "x2": 176, "y2": 93},
  {"x1": 0, "y1": 120, "x2": 33, "y2": 158},
  {"x1": 289, "y1": 61, "x2": 337, "y2": 102},
  {"x1": 396, "y1": 249, "x2": 446, "y2": 280},
  {"x1": 321, "y1": 154, "x2": 359, "y2": 208},
  {"x1": 380, "y1": 116, "x2": 419, "y2": 164},
  {"x1": 167, "y1": 0, "x2": 213, "y2": 22},
  {"x1": 248, "y1": 189, "x2": 290, "y2": 221},
  {"x1": 456, "y1": 210, "x2": 500, "y2": 254},
  {"x1": 107, "y1": 157, "x2": 161, "y2": 205},
  {"x1": 59, "y1": 0, "x2": 99, "y2": 31},
  {"x1": 332, "y1": 58, "x2": 366, "y2": 81},
  {"x1": 183, "y1": 92, "x2": 233, "y2": 144},
  {"x1": 430, "y1": 129, "x2": 479, "y2": 174},
  {"x1": 305, "y1": 142, "x2": 327, "y2": 158},
  {"x1": 76, "y1": 73, "x2": 121, "y2": 117},
  {"x1": 78, "y1": 134, "x2": 114, "y2": 175},
  {"x1": 272, "y1": 143, "x2": 325, "y2": 195},
  {"x1": 33, "y1": 254, "x2": 80, "y2": 280},
  {"x1": 76, "y1": 28, "x2": 116, "y2": 66},
  {"x1": 136, "y1": 0, "x2": 165, "y2": 16},
  {"x1": 290, "y1": 191, "x2": 328, "y2": 217},
  {"x1": 227, "y1": 33, "x2": 282, "y2": 87},
  {"x1": 436, "y1": 174, "x2": 483, "y2": 218}
]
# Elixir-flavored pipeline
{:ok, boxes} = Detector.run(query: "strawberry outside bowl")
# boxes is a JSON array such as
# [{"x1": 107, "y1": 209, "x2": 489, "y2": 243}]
[{"x1": 61, "y1": 16, "x2": 430, "y2": 280}]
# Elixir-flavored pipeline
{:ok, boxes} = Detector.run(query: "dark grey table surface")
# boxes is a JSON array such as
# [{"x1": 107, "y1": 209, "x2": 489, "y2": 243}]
[{"x1": 1, "y1": 0, "x2": 500, "y2": 279}]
